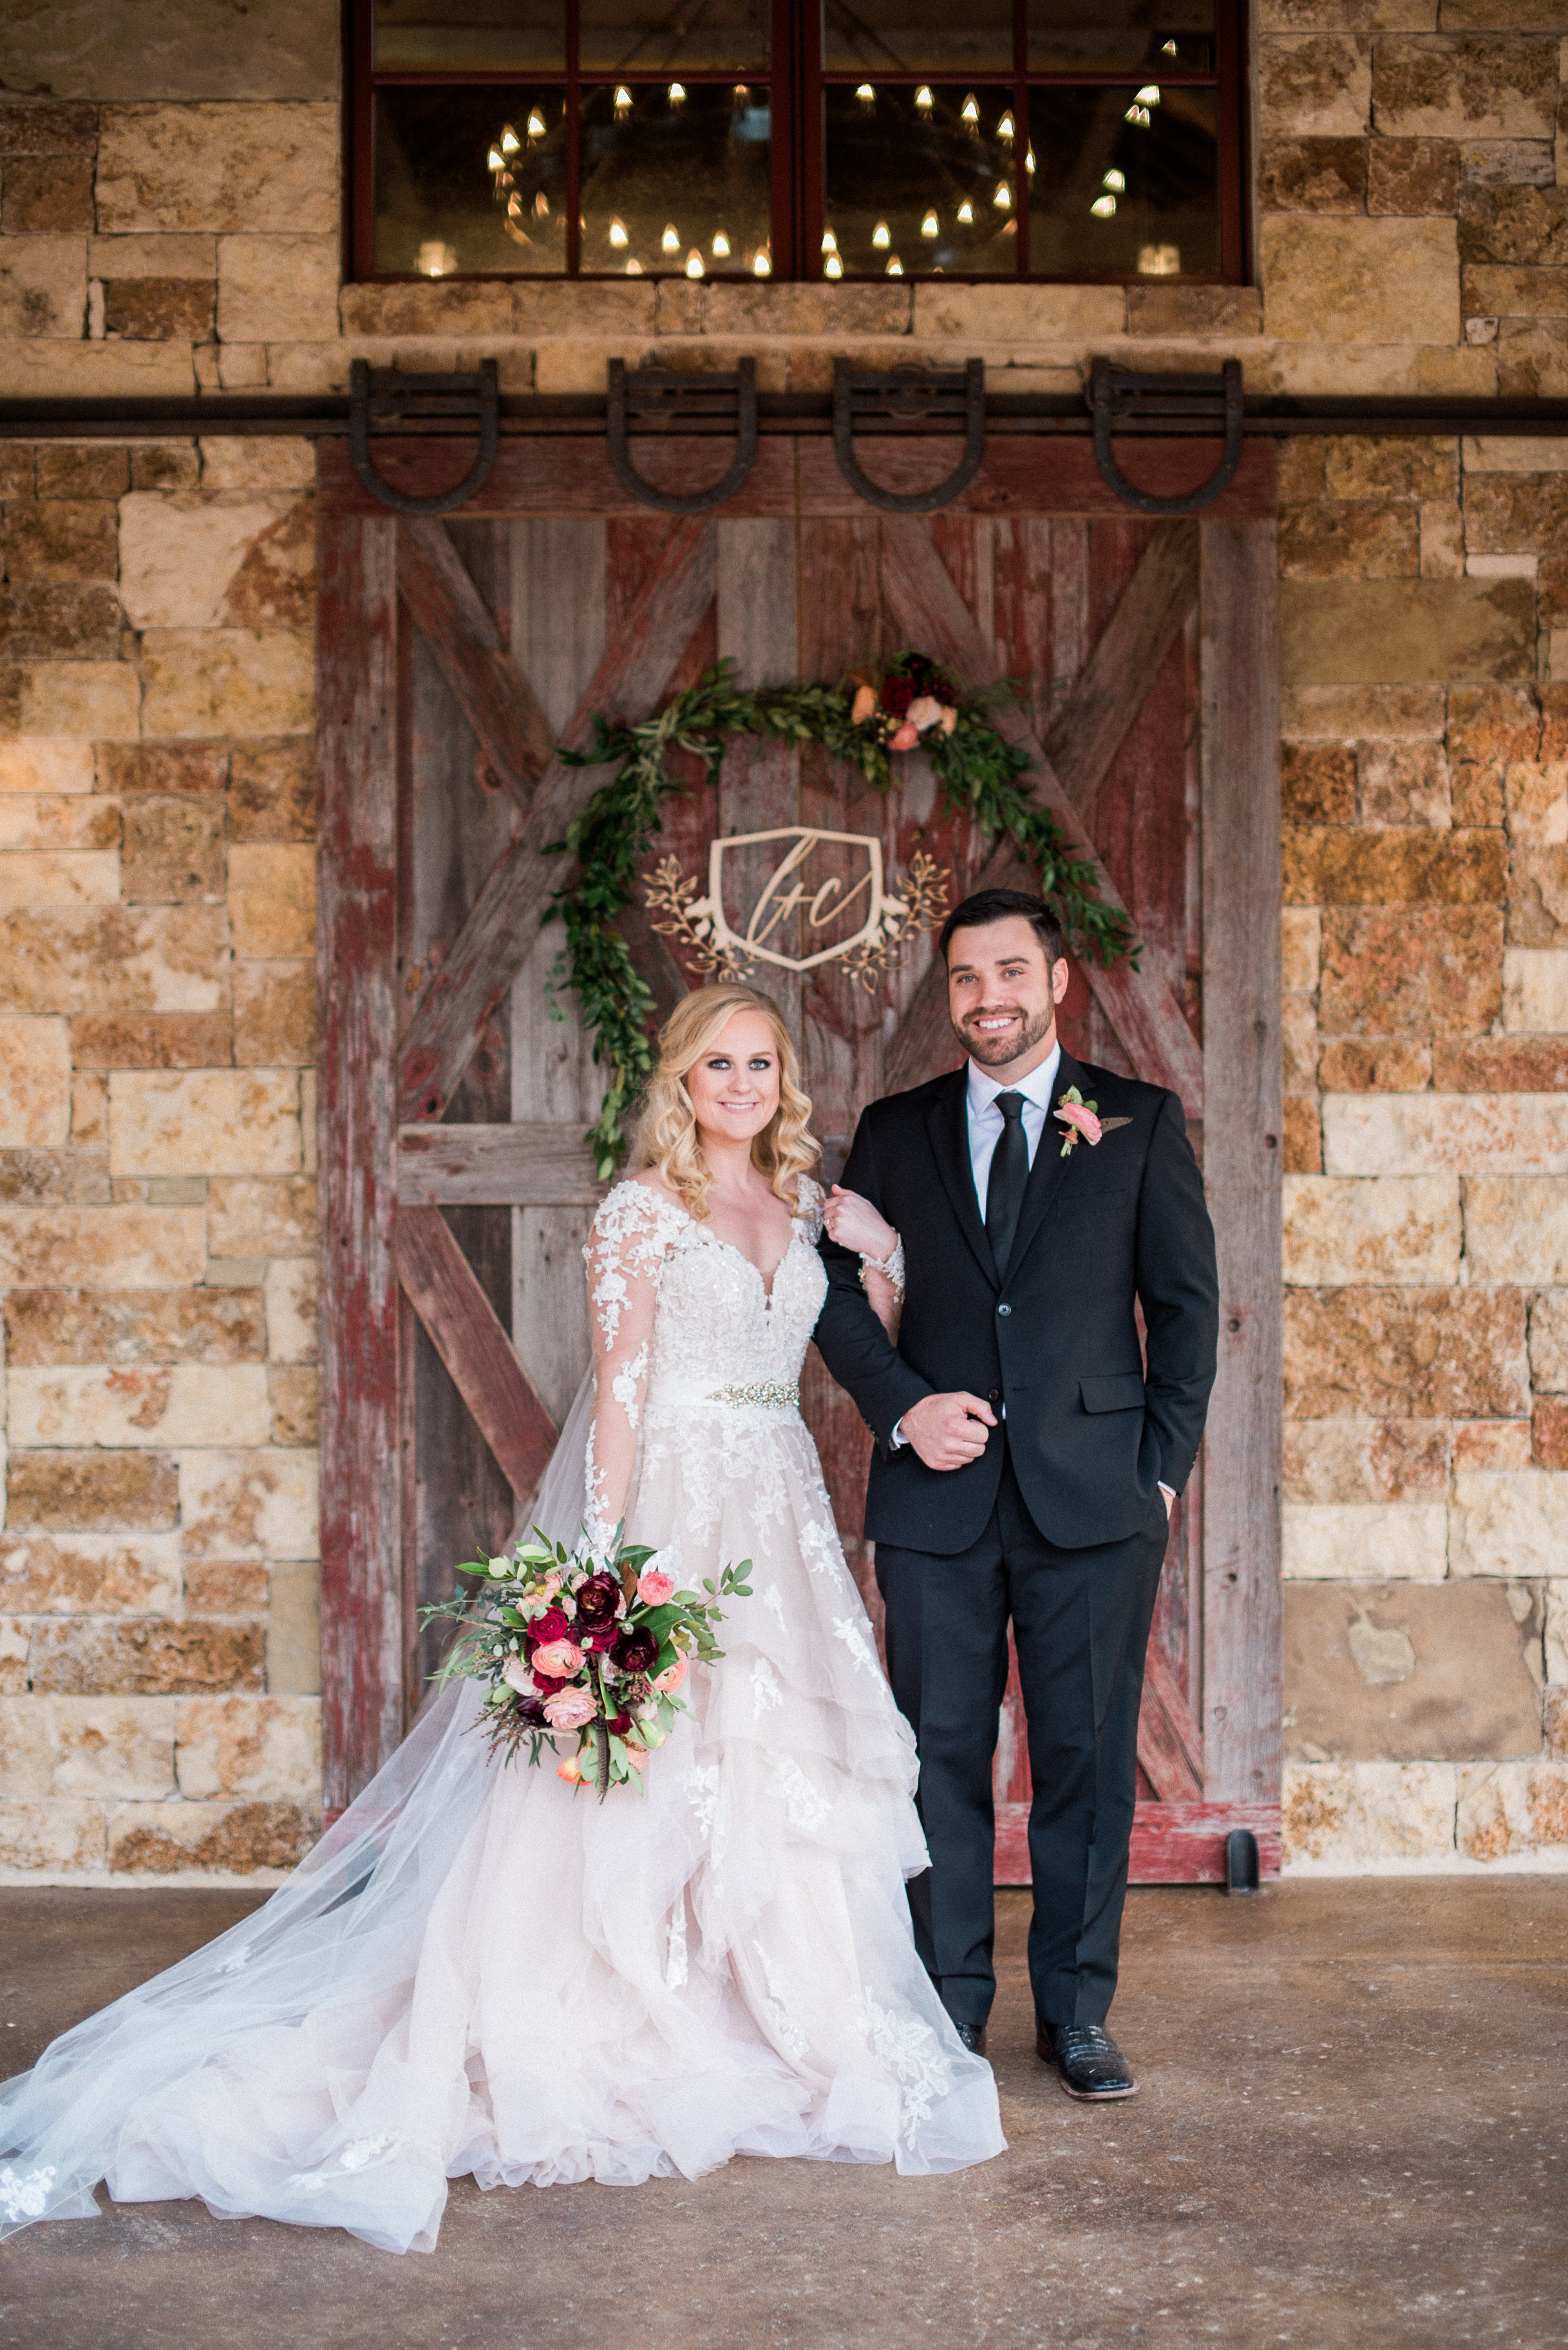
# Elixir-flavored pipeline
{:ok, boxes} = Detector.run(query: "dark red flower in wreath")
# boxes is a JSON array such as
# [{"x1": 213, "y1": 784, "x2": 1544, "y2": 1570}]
[
  {"x1": 612, "y1": 1624, "x2": 660, "y2": 1674},
  {"x1": 898, "y1": 654, "x2": 945, "y2": 700},
  {"x1": 526, "y1": 1606, "x2": 572, "y2": 1651},
  {"x1": 574, "y1": 1573, "x2": 622, "y2": 1627},
  {"x1": 880, "y1": 676, "x2": 916, "y2": 719}
]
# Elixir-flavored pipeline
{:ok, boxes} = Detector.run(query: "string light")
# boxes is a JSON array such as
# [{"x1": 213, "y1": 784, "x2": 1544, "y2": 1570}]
[
  {"x1": 1025, "y1": 147, "x2": 1035, "y2": 175},
  {"x1": 997, "y1": 110, "x2": 1015, "y2": 142},
  {"x1": 956, "y1": 200, "x2": 974, "y2": 223},
  {"x1": 993, "y1": 181, "x2": 1012, "y2": 209},
  {"x1": 712, "y1": 229, "x2": 731, "y2": 257},
  {"x1": 872, "y1": 220, "x2": 890, "y2": 249},
  {"x1": 821, "y1": 228, "x2": 838, "y2": 254},
  {"x1": 661, "y1": 223, "x2": 680, "y2": 253},
  {"x1": 824, "y1": 252, "x2": 843, "y2": 278},
  {"x1": 885, "y1": 254, "x2": 903, "y2": 275},
  {"x1": 500, "y1": 125, "x2": 520, "y2": 155},
  {"x1": 1135, "y1": 84, "x2": 1161, "y2": 102},
  {"x1": 526, "y1": 108, "x2": 545, "y2": 140},
  {"x1": 914, "y1": 85, "x2": 932, "y2": 111},
  {"x1": 856, "y1": 82, "x2": 875, "y2": 109},
  {"x1": 533, "y1": 191, "x2": 549, "y2": 218},
  {"x1": 1090, "y1": 193, "x2": 1117, "y2": 217},
  {"x1": 733, "y1": 82, "x2": 750, "y2": 102},
  {"x1": 668, "y1": 82, "x2": 686, "y2": 107},
  {"x1": 685, "y1": 247, "x2": 703, "y2": 276},
  {"x1": 608, "y1": 217, "x2": 628, "y2": 247},
  {"x1": 921, "y1": 209, "x2": 939, "y2": 238},
  {"x1": 625, "y1": 256, "x2": 643, "y2": 274},
  {"x1": 1102, "y1": 169, "x2": 1125, "y2": 191},
  {"x1": 1162, "y1": 37, "x2": 1177, "y2": 52},
  {"x1": 613, "y1": 86, "x2": 632, "y2": 118},
  {"x1": 1124, "y1": 102, "x2": 1152, "y2": 124},
  {"x1": 960, "y1": 93, "x2": 979, "y2": 124},
  {"x1": 752, "y1": 247, "x2": 771, "y2": 276},
  {"x1": 487, "y1": 144, "x2": 504, "y2": 171}
]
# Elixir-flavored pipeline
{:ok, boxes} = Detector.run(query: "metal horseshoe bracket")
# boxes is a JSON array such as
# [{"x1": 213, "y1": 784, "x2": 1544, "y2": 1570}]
[
  {"x1": 606, "y1": 358, "x2": 759, "y2": 514},
  {"x1": 833, "y1": 357, "x2": 986, "y2": 514},
  {"x1": 1090, "y1": 357, "x2": 1245, "y2": 516},
  {"x1": 348, "y1": 358, "x2": 500, "y2": 516}
]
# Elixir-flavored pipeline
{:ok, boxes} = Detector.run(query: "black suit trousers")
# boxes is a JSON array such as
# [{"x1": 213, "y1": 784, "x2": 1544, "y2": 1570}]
[{"x1": 875, "y1": 1443, "x2": 1167, "y2": 2032}]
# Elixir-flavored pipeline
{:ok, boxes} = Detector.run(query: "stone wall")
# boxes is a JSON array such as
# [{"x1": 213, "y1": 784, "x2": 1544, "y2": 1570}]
[{"x1": 0, "y1": 0, "x2": 1565, "y2": 1875}]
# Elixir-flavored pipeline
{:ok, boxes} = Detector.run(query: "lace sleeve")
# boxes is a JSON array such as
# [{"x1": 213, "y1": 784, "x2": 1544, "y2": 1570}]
[{"x1": 582, "y1": 1182, "x2": 679, "y2": 1551}]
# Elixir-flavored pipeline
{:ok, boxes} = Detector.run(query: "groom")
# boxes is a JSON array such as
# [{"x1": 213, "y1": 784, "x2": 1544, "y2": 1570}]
[{"x1": 816, "y1": 888, "x2": 1218, "y2": 2099}]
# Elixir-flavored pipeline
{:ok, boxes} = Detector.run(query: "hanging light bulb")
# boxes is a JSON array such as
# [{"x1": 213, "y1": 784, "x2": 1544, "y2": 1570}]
[
  {"x1": 1125, "y1": 102, "x2": 1151, "y2": 124},
  {"x1": 533, "y1": 191, "x2": 549, "y2": 218},
  {"x1": 1102, "y1": 168, "x2": 1126, "y2": 191},
  {"x1": 733, "y1": 82, "x2": 750, "y2": 104},
  {"x1": 914, "y1": 85, "x2": 933, "y2": 112},
  {"x1": 1090, "y1": 193, "x2": 1117, "y2": 217},
  {"x1": 685, "y1": 247, "x2": 703, "y2": 276},
  {"x1": 625, "y1": 256, "x2": 643, "y2": 274},
  {"x1": 526, "y1": 108, "x2": 545, "y2": 140},
  {"x1": 661, "y1": 223, "x2": 680, "y2": 253},
  {"x1": 506, "y1": 191, "x2": 522, "y2": 219},
  {"x1": 993, "y1": 180, "x2": 1012, "y2": 209},
  {"x1": 821, "y1": 227, "x2": 838, "y2": 254},
  {"x1": 1135, "y1": 84, "x2": 1161, "y2": 103},
  {"x1": 872, "y1": 220, "x2": 890, "y2": 249},
  {"x1": 921, "y1": 209, "x2": 939, "y2": 238},
  {"x1": 824, "y1": 251, "x2": 843, "y2": 279},
  {"x1": 500, "y1": 124, "x2": 520, "y2": 155},
  {"x1": 487, "y1": 144, "x2": 504, "y2": 173},
  {"x1": 712, "y1": 229, "x2": 731, "y2": 257},
  {"x1": 1025, "y1": 147, "x2": 1035, "y2": 175},
  {"x1": 1162, "y1": 37, "x2": 1177, "y2": 52},
  {"x1": 752, "y1": 246, "x2": 771, "y2": 277},
  {"x1": 856, "y1": 82, "x2": 875, "y2": 109},
  {"x1": 608, "y1": 216, "x2": 628, "y2": 247},
  {"x1": 960, "y1": 93, "x2": 979, "y2": 125},
  {"x1": 613, "y1": 86, "x2": 632, "y2": 119},
  {"x1": 885, "y1": 254, "x2": 903, "y2": 276},
  {"x1": 668, "y1": 82, "x2": 686, "y2": 108},
  {"x1": 997, "y1": 110, "x2": 1015, "y2": 143},
  {"x1": 956, "y1": 199, "x2": 974, "y2": 224}
]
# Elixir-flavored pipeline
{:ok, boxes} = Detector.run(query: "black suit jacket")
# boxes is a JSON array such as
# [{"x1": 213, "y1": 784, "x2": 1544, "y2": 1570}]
[{"x1": 814, "y1": 1051, "x2": 1220, "y2": 1556}]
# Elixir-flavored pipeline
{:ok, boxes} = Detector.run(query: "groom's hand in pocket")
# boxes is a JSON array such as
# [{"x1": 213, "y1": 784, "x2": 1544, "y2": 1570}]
[{"x1": 901, "y1": 1392, "x2": 997, "y2": 1472}]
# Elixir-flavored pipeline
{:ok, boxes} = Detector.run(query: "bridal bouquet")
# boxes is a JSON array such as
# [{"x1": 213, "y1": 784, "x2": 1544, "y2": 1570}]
[{"x1": 422, "y1": 1530, "x2": 751, "y2": 1797}]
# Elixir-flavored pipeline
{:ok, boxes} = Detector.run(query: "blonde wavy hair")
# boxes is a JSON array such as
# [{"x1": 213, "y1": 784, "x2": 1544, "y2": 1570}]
[{"x1": 632, "y1": 983, "x2": 819, "y2": 1222}]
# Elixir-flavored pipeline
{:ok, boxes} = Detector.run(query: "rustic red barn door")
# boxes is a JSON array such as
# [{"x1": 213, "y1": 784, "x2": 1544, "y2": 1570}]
[{"x1": 316, "y1": 433, "x2": 1281, "y2": 1880}]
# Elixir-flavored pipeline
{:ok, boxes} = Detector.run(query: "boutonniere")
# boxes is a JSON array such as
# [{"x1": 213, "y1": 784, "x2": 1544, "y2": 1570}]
[{"x1": 1054, "y1": 1087, "x2": 1133, "y2": 1157}]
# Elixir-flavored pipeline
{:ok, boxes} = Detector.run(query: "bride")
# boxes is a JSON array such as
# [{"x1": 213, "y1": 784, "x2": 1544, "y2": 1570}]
[{"x1": 0, "y1": 982, "x2": 1004, "y2": 2254}]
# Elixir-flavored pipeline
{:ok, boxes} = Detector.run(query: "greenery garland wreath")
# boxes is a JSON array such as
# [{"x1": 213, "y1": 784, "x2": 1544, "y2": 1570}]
[{"x1": 546, "y1": 651, "x2": 1138, "y2": 1180}]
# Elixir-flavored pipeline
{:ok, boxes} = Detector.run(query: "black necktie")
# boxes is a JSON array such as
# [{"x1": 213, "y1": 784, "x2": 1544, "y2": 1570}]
[{"x1": 985, "y1": 1092, "x2": 1029, "y2": 1277}]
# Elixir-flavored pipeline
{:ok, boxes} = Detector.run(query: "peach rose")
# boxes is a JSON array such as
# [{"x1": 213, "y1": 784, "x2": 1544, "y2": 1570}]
[
  {"x1": 889, "y1": 723, "x2": 920, "y2": 752},
  {"x1": 851, "y1": 683, "x2": 877, "y2": 724},
  {"x1": 938, "y1": 704, "x2": 958, "y2": 735},
  {"x1": 637, "y1": 1568, "x2": 675, "y2": 1605},
  {"x1": 653, "y1": 1653, "x2": 687, "y2": 1695},
  {"x1": 556, "y1": 1750, "x2": 585, "y2": 1785},
  {"x1": 543, "y1": 1686, "x2": 597, "y2": 1730},
  {"x1": 907, "y1": 694, "x2": 942, "y2": 733},
  {"x1": 532, "y1": 1638, "x2": 584, "y2": 1680}
]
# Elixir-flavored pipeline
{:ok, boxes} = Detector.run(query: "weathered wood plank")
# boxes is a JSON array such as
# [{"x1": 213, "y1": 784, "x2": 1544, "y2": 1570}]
[
  {"x1": 318, "y1": 435, "x2": 1277, "y2": 524},
  {"x1": 1043, "y1": 521, "x2": 1200, "y2": 826},
  {"x1": 1136, "y1": 1641, "x2": 1206, "y2": 1805},
  {"x1": 399, "y1": 1121, "x2": 605, "y2": 1206},
  {"x1": 397, "y1": 516, "x2": 556, "y2": 810},
  {"x1": 880, "y1": 517, "x2": 1205, "y2": 1121},
  {"x1": 397, "y1": 1204, "x2": 560, "y2": 1502},
  {"x1": 717, "y1": 517, "x2": 802, "y2": 1034},
  {"x1": 316, "y1": 512, "x2": 402, "y2": 1810},
  {"x1": 397, "y1": 517, "x2": 717, "y2": 1126},
  {"x1": 1199, "y1": 518, "x2": 1283, "y2": 1807},
  {"x1": 996, "y1": 1801, "x2": 1281, "y2": 1886}
]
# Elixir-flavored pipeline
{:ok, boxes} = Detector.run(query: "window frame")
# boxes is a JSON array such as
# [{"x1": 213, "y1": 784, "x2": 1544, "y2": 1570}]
[{"x1": 346, "y1": 0, "x2": 1247, "y2": 287}]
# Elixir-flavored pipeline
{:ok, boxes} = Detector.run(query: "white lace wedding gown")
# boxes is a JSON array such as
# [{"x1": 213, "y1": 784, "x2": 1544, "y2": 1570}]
[{"x1": 0, "y1": 1176, "x2": 1003, "y2": 2254}]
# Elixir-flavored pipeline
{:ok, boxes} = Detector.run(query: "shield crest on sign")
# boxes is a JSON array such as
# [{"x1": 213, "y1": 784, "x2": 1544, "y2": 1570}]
[{"x1": 706, "y1": 827, "x2": 885, "y2": 974}]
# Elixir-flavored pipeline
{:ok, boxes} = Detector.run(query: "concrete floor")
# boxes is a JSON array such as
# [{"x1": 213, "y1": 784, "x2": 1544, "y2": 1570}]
[{"x1": 0, "y1": 1882, "x2": 1563, "y2": 2350}]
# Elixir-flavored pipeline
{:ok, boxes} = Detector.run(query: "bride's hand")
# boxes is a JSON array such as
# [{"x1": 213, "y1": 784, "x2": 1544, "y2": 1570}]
[{"x1": 824, "y1": 1185, "x2": 899, "y2": 1262}]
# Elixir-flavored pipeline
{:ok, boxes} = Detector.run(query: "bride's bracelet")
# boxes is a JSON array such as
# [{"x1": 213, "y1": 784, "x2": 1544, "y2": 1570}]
[{"x1": 859, "y1": 1237, "x2": 906, "y2": 1305}]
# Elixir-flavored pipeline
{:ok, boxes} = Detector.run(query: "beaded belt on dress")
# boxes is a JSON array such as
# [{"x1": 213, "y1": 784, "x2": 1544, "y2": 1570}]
[{"x1": 706, "y1": 1379, "x2": 800, "y2": 1408}]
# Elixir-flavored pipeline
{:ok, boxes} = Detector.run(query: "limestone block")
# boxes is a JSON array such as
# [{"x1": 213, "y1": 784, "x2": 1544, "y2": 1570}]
[
  {"x1": 0, "y1": 1622, "x2": 28, "y2": 1696},
  {"x1": 1282, "y1": 905, "x2": 1321, "y2": 992},
  {"x1": 1464, "y1": 435, "x2": 1568, "y2": 474},
  {"x1": 1284, "y1": 826, "x2": 1505, "y2": 904},
  {"x1": 1451, "y1": 1468, "x2": 1568, "y2": 1575},
  {"x1": 1282, "y1": 1501, "x2": 1450, "y2": 1579},
  {"x1": 1286, "y1": 1580, "x2": 1544, "y2": 1761},
  {"x1": 1545, "y1": 1578, "x2": 1568, "y2": 1684},
  {"x1": 44, "y1": 1694, "x2": 177, "y2": 1799},
  {"x1": 1357, "y1": 741, "x2": 1452, "y2": 828},
  {"x1": 1466, "y1": 472, "x2": 1568, "y2": 555},
  {"x1": 200, "y1": 439, "x2": 315, "y2": 492},
  {"x1": 0, "y1": 234, "x2": 86, "y2": 337},
  {"x1": 267, "y1": 1364, "x2": 316, "y2": 1446},
  {"x1": 1124, "y1": 285, "x2": 1263, "y2": 336},
  {"x1": 226, "y1": 842, "x2": 315, "y2": 960},
  {"x1": 1374, "y1": 35, "x2": 1558, "y2": 141},
  {"x1": 3, "y1": 155, "x2": 95, "y2": 232},
  {"x1": 0, "y1": 1015, "x2": 70, "y2": 1148},
  {"x1": 1457, "y1": 1761, "x2": 1568, "y2": 1859},
  {"x1": 1453, "y1": 1419, "x2": 1533, "y2": 1473},
  {"x1": 121, "y1": 797, "x2": 225, "y2": 905},
  {"x1": 1263, "y1": 216, "x2": 1458, "y2": 343},
  {"x1": 266, "y1": 1559, "x2": 319, "y2": 1695},
  {"x1": 4, "y1": 497, "x2": 118, "y2": 584},
  {"x1": 102, "y1": 278, "x2": 216, "y2": 341},
  {"x1": 1282, "y1": 993, "x2": 1319, "y2": 1095},
  {"x1": 1529, "y1": 1292, "x2": 1568, "y2": 1392},
  {"x1": 29, "y1": 1616, "x2": 264, "y2": 1696},
  {"x1": 1458, "y1": 184, "x2": 1568, "y2": 270},
  {"x1": 0, "y1": 579, "x2": 126, "y2": 664},
  {"x1": 0, "y1": 341, "x2": 194, "y2": 399},
  {"x1": 300, "y1": 1068, "x2": 316, "y2": 1177},
  {"x1": 8, "y1": 1361, "x2": 271, "y2": 1449},
  {"x1": 102, "y1": 742, "x2": 229, "y2": 797},
  {"x1": 1419, "y1": 502, "x2": 1465, "y2": 579},
  {"x1": 95, "y1": 104, "x2": 337, "y2": 234},
  {"x1": 1465, "y1": 1175, "x2": 1568, "y2": 1280},
  {"x1": 1325, "y1": 1092, "x2": 1568, "y2": 1174},
  {"x1": 227, "y1": 738, "x2": 315, "y2": 842},
  {"x1": 108, "y1": 1796, "x2": 318, "y2": 1875},
  {"x1": 909, "y1": 285, "x2": 1126, "y2": 339},
  {"x1": 1283, "y1": 1416, "x2": 1450, "y2": 1502},
  {"x1": 0, "y1": 659, "x2": 139, "y2": 744},
  {"x1": 1321, "y1": 906, "x2": 1501, "y2": 1038},
  {"x1": 265, "y1": 1258, "x2": 316, "y2": 1365},
  {"x1": 178, "y1": 1447, "x2": 318, "y2": 1560},
  {"x1": 0, "y1": 1699, "x2": 52, "y2": 1796},
  {"x1": 1509, "y1": 846, "x2": 1568, "y2": 947},
  {"x1": 0, "y1": 799, "x2": 115, "y2": 855},
  {"x1": 0, "y1": 1204, "x2": 205, "y2": 1288},
  {"x1": 206, "y1": 1175, "x2": 316, "y2": 1258},
  {"x1": 138, "y1": 627, "x2": 313, "y2": 737},
  {"x1": 1535, "y1": 1399, "x2": 1568, "y2": 1470},
  {"x1": 70, "y1": 1012, "x2": 232, "y2": 1069},
  {"x1": 1282, "y1": 1760, "x2": 1457, "y2": 1866},
  {"x1": 1285, "y1": 1285, "x2": 1529, "y2": 1417},
  {"x1": 1281, "y1": 578, "x2": 1534, "y2": 685},
  {"x1": 1463, "y1": 265, "x2": 1568, "y2": 319},
  {"x1": 0, "y1": 1529, "x2": 182, "y2": 1615},
  {"x1": 1506, "y1": 761, "x2": 1568, "y2": 849},
  {"x1": 88, "y1": 234, "x2": 216, "y2": 280},
  {"x1": 1283, "y1": 1173, "x2": 1461, "y2": 1283},
  {"x1": 0, "y1": 849, "x2": 119, "y2": 909},
  {"x1": 0, "y1": 741, "x2": 95, "y2": 795},
  {"x1": 184, "y1": 1560, "x2": 267, "y2": 1615},
  {"x1": 118, "y1": 492, "x2": 310, "y2": 630},
  {"x1": 108, "y1": 1069, "x2": 301, "y2": 1179},
  {"x1": 1280, "y1": 502, "x2": 1419, "y2": 580},
  {"x1": 1285, "y1": 683, "x2": 1447, "y2": 741},
  {"x1": 1260, "y1": 137, "x2": 1368, "y2": 212},
  {"x1": 6, "y1": 1448, "x2": 178, "y2": 1530},
  {"x1": 1316, "y1": 1038, "x2": 1433, "y2": 1089},
  {"x1": 0, "y1": 1798, "x2": 106, "y2": 1873},
  {"x1": 1262, "y1": 33, "x2": 1372, "y2": 131},
  {"x1": 233, "y1": 961, "x2": 314, "y2": 1066},
  {"x1": 214, "y1": 232, "x2": 337, "y2": 344},
  {"x1": 1368, "y1": 137, "x2": 1461, "y2": 214},
  {"x1": 0, "y1": 1144, "x2": 110, "y2": 1208},
  {"x1": 335, "y1": 281, "x2": 512, "y2": 339},
  {"x1": 174, "y1": 1692, "x2": 319, "y2": 1801}
]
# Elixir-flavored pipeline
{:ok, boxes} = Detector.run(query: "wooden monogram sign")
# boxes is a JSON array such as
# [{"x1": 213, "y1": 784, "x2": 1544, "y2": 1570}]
[{"x1": 645, "y1": 826, "x2": 948, "y2": 989}]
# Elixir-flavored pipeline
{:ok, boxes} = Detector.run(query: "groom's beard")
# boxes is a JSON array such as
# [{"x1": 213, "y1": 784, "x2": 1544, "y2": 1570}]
[{"x1": 956, "y1": 1001, "x2": 1057, "y2": 1070}]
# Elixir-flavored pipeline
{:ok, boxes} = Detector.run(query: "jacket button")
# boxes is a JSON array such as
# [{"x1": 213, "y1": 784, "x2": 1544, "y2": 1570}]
[{"x1": 997, "y1": 1302, "x2": 1012, "y2": 1316}]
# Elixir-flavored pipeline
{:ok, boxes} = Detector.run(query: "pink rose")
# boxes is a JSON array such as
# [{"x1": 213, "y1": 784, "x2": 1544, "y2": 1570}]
[
  {"x1": 653, "y1": 1653, "x2": 687, "y2": 1694},
  {"x1": 532, "y1": 1638, "x2": 584, "y2": 1681},
  {"x1": 889, "y1": 723, "x2": 920, "y2": 752},
  {"x1": 907, "y1": 694, "x2": 942, "y2": 733},
  {"x1": 938, "y1": 704, "x2": 958, "y2": 735},
  {"x1": 1055, "y1": 1100, "x2": 1102, "y2": 1146},
  {"x1": 851, "y1": 684, "x2": 877, "y2": 724},
  {"x1": 543, "y1": 1686, "x2": 597, "y2": 1729},
  {"x1": 500, "y1": 1654, "x2": 534, "y2": 1695},
  {"x1": 637, "y1": 1568, "x2": 674, "y2": 1605}
]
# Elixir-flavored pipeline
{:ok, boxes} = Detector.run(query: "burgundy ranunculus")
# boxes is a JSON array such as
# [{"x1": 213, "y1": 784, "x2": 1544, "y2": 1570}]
[
  {"x1": 612, "y1": 1625, "x2": 659, "y2": 1674},
  {"x1": 573, "y1": 1573, "x2": 622, "y2": 1627},
  {"x1": 581, "y1": 1623, "x2": 619, "y2": 1654},
  {"x1": 527, "y1": 1606, "x2": 572, "y2": 1650},
  {"x1": 605, "y1": 1709, "x2": 633, "y2": 1737},
  {"x1": 880, "y1": 676, "x2": 915, "y2": 718},
  {"x1": 510, "y1": 1692, "x2": 549, "y2": 1727}
]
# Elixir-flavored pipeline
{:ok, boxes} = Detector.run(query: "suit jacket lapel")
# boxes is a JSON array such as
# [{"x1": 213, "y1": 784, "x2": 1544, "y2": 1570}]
[
  {"x1": 1002, "y1": 1047, "x2": 1086, "y2": 1281},
  {"x1": 923, "y1": 1073, "x2": 998, "y2": 1288}
]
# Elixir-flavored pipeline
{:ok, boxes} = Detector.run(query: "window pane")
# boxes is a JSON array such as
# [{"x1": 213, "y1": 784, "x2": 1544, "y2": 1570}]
[
  {"x1": 822, "y1": 1, "x2": 1012, "y2": 73},
  {"x1": 1027, "y1": 86, "x2": 1218, "y2": 276},
  {"x1": 580, "y1": 84, "x2": 772, "y2": 278},
  {"x1": 374, "y1": 87, "x2": 568, "y2": 273},
  {"x1": 581, "y1": 0, "x2": 768, "y2": 72},
  {"x1": 373, "y1": 0, "x2": 567, "y2": 71},
  {"x1": 823, "y1": 85, "x2": 1017, "y2": 278},
  {"x1": 1027, "y1": 0, "x2": 1214, "y2": 75}
]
